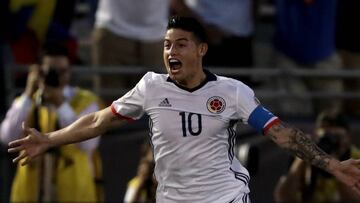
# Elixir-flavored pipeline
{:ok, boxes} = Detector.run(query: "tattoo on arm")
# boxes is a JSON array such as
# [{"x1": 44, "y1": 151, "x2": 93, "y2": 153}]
[{"x1": 268, "y1": 123, "x2": 332, "y2": 171}]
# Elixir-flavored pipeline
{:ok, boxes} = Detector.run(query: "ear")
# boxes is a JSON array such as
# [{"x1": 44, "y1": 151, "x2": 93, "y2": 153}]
[{"x1": 199, "y1": 43, "x2": 208, "y2": 56}]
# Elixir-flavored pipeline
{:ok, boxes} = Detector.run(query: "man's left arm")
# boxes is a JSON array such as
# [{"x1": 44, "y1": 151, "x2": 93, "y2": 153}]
[{"x1": 266, "y1": 121, "x2": 360, "y2": 194}]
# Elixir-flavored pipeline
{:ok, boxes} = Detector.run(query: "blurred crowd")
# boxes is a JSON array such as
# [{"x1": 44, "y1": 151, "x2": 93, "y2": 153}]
[
  {"x1": 0, "y1": 0, "x2": 359, "y2": 202},
  {"x1": 1, "y1": 0, "x2": 360, "y2": 116}
]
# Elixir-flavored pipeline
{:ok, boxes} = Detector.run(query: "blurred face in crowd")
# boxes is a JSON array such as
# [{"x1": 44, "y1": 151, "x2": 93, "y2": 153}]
[
  {"x1": 39, "y1": 55, "x2": 71, "y2": 103},
  {"x1": 40, "y1": 55, "x2": 71, "y2": 88},
  {"x1": 163, "y1": 28, "x2": 207, "y2": 88}
]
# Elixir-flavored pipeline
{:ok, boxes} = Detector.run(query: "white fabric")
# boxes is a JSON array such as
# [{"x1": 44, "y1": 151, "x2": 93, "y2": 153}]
[
  {"x1": 185, "y1": 0, "x2": 254, "y2": 36},
  {"x1": 0, "y1": 86, "x2": 100, "y2": 153},
  {"x1": 57, "y1": 102, "x2": 77, "y2": 127},
  {"x1": 95, "y1": 0, "x2": 170, "y2": 42},
  {"x1": 0, "y1": 94, "x2": 32, "y2": 144},
  {"x1": 111, "y1": 72, "x2": 267, "y2": 202}
]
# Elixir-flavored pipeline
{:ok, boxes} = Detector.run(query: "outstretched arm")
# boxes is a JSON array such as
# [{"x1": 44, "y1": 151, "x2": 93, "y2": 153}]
[
  {"x1": 267, "y1": 121, "x2": 360, "y2": 194},
  {"x1": 8, "y1": 106, "x2": 126, "y2": 165}
]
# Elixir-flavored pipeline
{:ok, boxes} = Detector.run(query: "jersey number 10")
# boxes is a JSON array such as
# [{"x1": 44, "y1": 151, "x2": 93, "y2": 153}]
[{"x1": 179, "y1": 112, "x2": 202, "y2": 137}]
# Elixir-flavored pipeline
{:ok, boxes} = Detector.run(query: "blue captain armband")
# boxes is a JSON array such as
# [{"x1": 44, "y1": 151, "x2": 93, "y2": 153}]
[{"x1": 248, "y1": 105, "x2": 279, "y2": 135}]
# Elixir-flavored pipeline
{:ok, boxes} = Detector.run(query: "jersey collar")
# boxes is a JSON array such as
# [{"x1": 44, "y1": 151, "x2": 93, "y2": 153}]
[{"x1": 166, "y1": 69, "x2": 217, "y2": 92}]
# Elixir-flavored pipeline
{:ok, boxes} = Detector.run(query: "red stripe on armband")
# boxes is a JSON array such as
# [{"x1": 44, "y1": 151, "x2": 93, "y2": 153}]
[
  {"x1": 263, "y1": 117, "x2": 280, "y2": 135},
  {"x1": 110, "y1": 105, "x2": 135, "y2": 123}
]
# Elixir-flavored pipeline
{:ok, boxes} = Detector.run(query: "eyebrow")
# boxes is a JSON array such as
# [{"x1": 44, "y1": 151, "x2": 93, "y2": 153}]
[{"x1": 164, "y1": 38, "x2": 189, "y2": 42}]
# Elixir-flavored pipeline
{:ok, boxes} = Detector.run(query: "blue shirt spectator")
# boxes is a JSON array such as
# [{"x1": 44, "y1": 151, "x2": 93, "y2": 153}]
[{"x1": 274, "y1": 0, "x2": 337, "y2": 65}]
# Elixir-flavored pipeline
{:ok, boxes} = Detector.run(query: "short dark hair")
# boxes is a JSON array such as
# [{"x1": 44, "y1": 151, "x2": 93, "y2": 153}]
[
  {"x1": 167, "y1": 16, "x2": 207, "y2": 43},
  {"x1": 41, "y1": 41, "x2": 69, "y2": 59}
]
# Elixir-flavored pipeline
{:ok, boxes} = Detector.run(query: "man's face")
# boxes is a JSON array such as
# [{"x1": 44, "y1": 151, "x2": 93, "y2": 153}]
[
  {"x1": 163, "y1": 28, "x2": 206, "y2": 87},
  {"x1": 38, "y1": 55, "x2": 70, "y2": 104},
  {"x1": 40, "y1": 55, "x2": 70, "y2": 88}
]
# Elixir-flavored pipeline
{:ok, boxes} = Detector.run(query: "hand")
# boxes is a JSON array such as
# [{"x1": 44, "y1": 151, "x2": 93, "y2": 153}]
[
  {"x1": 8, "y1": 122, "x2": 51, "y2": 166},
  {"x1": 330, "y1": 158, "x2": 360, "y2": 195},
  {"x1": 24, "y1": 64, "x2": 41, "y2": 97}
]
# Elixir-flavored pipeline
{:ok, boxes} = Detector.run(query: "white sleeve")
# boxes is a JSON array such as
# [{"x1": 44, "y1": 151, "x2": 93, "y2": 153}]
[
  {"x1": 57, "y1": 101, "x2": 101, "y2": 153},
  {"x1": 235, "y1": 83, "x2": 259, "y2": 124},
  {"x1": 235, "y1": 82, "x2": 278, "y2": 134},
  {"x1": 123, "y1": 183, "x2": 137, "y2": 203},
  {"x1": 0, "y1": 94, "x2": 33, "y2": 144},
  {"x1": 111, "y1": 73, "x2": 149, "y2": 120}
]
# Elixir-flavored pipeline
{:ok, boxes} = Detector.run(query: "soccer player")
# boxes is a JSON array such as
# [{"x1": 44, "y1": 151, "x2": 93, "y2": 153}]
[{"x1": 7, "y1": 16, "x2": 360, "y2": 203}]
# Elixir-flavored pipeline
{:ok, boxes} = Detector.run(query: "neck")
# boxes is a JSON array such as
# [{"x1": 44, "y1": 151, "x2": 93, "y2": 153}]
[{"x1": 178, "y1": 69, "x2": 206, "y2": 89}]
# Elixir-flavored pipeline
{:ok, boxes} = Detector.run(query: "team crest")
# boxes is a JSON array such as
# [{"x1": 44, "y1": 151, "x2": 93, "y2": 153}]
[{"x1": 207, "y1": 96, "x2": 226, "y2": 114}]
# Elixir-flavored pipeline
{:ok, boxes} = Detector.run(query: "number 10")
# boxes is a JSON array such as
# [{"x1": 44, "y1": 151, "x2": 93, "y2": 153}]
[{"x1": 179, "y1": 112, "x2": 202, "y2": 137}]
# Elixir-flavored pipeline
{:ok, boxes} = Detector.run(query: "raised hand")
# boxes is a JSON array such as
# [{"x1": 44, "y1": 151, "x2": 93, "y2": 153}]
[
  {"x1": 8, "y1": 122, "x2": 51, "y2": 166},
  {"x1": 24, "y1": 64, "x2": 41, "y2": 97}
]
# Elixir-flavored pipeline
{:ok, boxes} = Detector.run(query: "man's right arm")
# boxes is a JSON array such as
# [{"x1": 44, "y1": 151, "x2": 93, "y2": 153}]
[
  {"x1": 47, "y1": 106, "x2": 125, "y2": 147},
  {"x1": 8, "y1": 106, "x2": 126, "y2": 165}
]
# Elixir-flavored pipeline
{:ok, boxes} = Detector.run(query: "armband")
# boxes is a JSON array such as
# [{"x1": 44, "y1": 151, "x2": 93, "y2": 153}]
[{"x1": 248, "y1": 105, "x2": 279, "y2": 134}]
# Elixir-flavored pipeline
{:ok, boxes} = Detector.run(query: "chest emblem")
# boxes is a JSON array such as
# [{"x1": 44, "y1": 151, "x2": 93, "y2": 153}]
[{"x1": 207, "y1": 96, "x2": 226, "y2": 114}]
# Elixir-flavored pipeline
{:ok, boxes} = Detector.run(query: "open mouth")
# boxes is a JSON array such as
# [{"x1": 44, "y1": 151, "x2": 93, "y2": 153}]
[{"x1": 169, "y1": 58, "x2": 182, "y2": 71}]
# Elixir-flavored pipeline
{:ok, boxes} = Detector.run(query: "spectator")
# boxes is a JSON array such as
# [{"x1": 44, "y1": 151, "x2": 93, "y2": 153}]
[
  {"x1": 92, "y1": 0, "x2": 170, "y2": 104},
  {"x1": 170, "y1": 0, "x2": 258, "y2": 86},
  {"x1": 271, "y1": 0, "x2": 343, "y2": 116},
  {"x1": 0, "y1": 43, "x2": 104, "y2": 202},
  {"x1": 274, "y1": 109, "x2": 360, "y2": 203},
  {"x1": 336, "y1": 0, "x2": 360, "y2": 116}
]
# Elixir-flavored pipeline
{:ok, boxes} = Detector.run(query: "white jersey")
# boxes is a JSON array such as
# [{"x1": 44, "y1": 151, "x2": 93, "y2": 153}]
[{"x1": 111, "y1": 71, "x2": 278, "y2": 203}]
